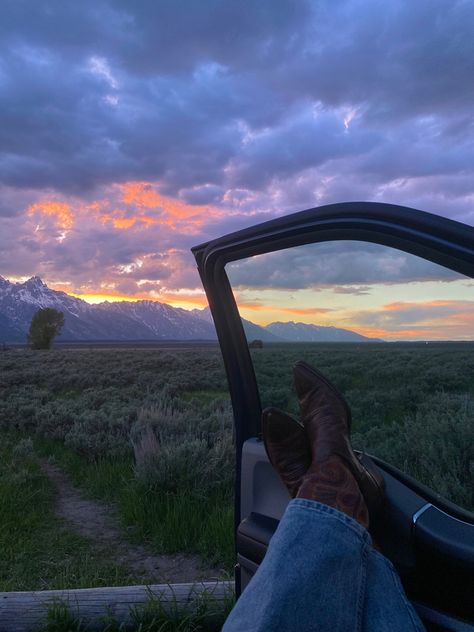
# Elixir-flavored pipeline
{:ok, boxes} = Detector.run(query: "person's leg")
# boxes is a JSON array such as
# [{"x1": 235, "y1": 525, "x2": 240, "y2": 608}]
[
  {"x1": 223, "y1": 499, "x2": 370, "y2": 632},
  {"x1": 223, "y1": 499, "x2": 424, "y2": 632},
  {"x1": 363, "y1": 548, "x2": 425, "y2": 632},
  {"x1": 223, "y1": 361, "x2": 425, "y2": 631}
]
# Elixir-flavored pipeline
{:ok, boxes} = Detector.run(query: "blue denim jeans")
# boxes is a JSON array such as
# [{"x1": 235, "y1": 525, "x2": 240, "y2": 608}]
[{"x1": 223, "y1": 499, "x2": 425, "y2": 632}]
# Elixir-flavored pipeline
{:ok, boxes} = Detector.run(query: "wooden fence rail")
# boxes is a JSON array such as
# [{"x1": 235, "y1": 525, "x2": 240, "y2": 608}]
[{"x1": 0, "y1": 581, "x2": 234, "y2": 632}]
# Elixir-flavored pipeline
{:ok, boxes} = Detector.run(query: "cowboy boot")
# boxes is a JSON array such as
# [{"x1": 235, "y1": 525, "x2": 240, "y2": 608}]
[
  {"x1": 294, "y1": 360, "x2": 385, "y2": 518},
  {"x1": 263, "y1": 403, "x2": 370, "y2": 526},
  {"x1": 262, "y1": 407, "x2": 311, "y2": 498}
]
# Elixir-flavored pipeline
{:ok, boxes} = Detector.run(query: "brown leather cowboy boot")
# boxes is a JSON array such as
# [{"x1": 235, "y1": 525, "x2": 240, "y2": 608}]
[
  {"x1": 262, "y1": 407, "x2": 311, "y2": 498},
  {"x1": 262, "y1": 405, "x2": 381, "y2": 526},
  {"x1": 293, "y1": 360, "x2": 385, "y2": 518},
  {"x1": 263, "y1": 405, "x2": 372, "y2": 527}
]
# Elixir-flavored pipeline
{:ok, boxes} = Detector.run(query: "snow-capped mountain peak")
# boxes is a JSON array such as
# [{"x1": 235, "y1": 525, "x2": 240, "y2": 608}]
[
  {"x1": 0, "y1": 276, "x2": 382, "y2": 343},
  {"x1": 0, "y1": 276, "x2": 218, "y2": 342},
  {"x1": 24, "y1": 275, "x2": 46, "y2": 287}
]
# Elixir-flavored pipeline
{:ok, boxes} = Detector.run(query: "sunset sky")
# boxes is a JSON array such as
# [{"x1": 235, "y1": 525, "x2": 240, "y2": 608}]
[
  {"x1": 227, "y1": 242, "x2": 473, "y2": 340},
  {"x1": 1, "y1": 1, "x2": 473, "y2": 339}
]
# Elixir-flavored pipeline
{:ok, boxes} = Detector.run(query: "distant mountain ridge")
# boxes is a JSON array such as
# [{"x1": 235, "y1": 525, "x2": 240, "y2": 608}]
[
  {"x1": 192, "y1": 306, "x2": 281, "y2": 342},
  {"x1": 0, "y1": 276, "x2": 381, "y2": 343},
  {"x1": 266, "y1": 321, "x2": 380, "y2": 343},
  {"x1": 0, "y1": 276, "x2": 218, "y2": 342}
]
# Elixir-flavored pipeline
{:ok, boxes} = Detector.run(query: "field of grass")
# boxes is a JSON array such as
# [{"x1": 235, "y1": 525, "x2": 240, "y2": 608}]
[
  {"x1": 252, "y1": 342, "x2": 474, "y2": 511},
  {"x1": 0, "y1": 342, "x2": 473, "y2": 596},
  {"x1": 0, "y1": 435, "x2": 137, "y2": 591}
]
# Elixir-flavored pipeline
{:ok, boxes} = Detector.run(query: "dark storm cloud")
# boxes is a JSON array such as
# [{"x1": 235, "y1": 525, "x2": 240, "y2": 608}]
[
  {"x1": 0, "y1": 0, "x2": 311, "y2": 76},
  {"x1": 0, "y1": 47, "x2": 127, "y2": 193},
  {"x1": 0, "y1": 0, "x2": 311, "y2": 195},
  {"x1": 179, "y1": 184, "x2": 226, "y2": 206},
  {"x1": 231, "y1": 110, "x2": 380, "y2": 189},
  {"x1": 1, "y1": 0, "x2": 474, "y2": 296},
  {"x1": 226, "y1": 241, "x2": 462, "y2": 290},
  {"x1": 0, "y1": 186, "x2": 39, "y2": 218},
  {"x1": 2, "y1": 0, "x2": 474, "y2": 200},
  {"x1": 279, "y1": 0, "x2": 474, "y2": 120}
]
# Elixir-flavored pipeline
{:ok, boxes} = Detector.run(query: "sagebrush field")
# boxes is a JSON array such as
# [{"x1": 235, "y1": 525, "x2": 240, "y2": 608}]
[{"x1": 1, "y1": 342, "x2": 473, "y2": 592}]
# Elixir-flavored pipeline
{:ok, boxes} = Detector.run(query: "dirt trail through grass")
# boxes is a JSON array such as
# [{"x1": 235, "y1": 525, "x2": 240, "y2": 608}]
[{"x1": 40, "y1": 461, "x2": 222, "y2": 584}]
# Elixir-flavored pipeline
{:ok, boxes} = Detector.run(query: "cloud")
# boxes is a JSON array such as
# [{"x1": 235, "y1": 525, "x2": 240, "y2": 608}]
[
  {"x1": 332, "y1": 286, "x2": 372, "y2": 296},
  {"x1": 1, "y1": 0, "x2": 473, "y2": 304},
  {"x1": 236, "y1": 302, "x2": 334, "y2": 316},
  {"x1": 179, "y1": 184, "x2": 226, "y2": 206},
  {"x1": 2, "y1": 1, "x2": 474, "y2": 201},
  {"x1": 27, "y1": 201, "x2": 74, "y2": 229},
  {"x1": 0, "y1": 180, "x2": 225, "y2": 297},
  {"x1": 230, "y1": 109, "x2": 380, "y2": 189},
  {"x1": 227, "y1": 241, "x2": 462, "y2": 290},
  {"x1": 347, "y1": 299, "x2": 474, "y2": 340}
]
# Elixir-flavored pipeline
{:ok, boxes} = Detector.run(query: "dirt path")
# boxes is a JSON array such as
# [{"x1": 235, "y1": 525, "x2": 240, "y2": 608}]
[{"x1": 40, "y1": 461, "x2": 223, "y2": 583}]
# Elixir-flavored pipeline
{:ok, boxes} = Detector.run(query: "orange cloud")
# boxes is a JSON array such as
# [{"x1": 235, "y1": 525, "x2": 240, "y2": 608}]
[
  {"x1": 348, "y1": 299, "x2": 474, "y2": 340},
  {"x1": 118, "y1": 181, "x2": 222, "y2": 222},
  {"x1": 383, "y1": 299, "x2": 473, "y2": 311},
  {"x1": 156, "y1": 293, "x2": 208, "y2": 310},
  {"x1": 237, "y1": 302, "x2": 333, "y2": 315},
  {"x1": 27, "y1": 201, "x2": 74, "y2": 229},
  {"x1": 120, "y1": 181, "x2": 163, "y2": 208},
  {"x1": 99, "y1": 212, "x2": 160, "y2": 230},
  {"x1": 90, "y1": 181, "x2": 216, "y2": 232},
  {"x1": 24, "y1": 181, "x2": 222, "y2": 239},
  {"x1": 353, "y1": 326, "x2": 437, "y2": 339},
  {"x1": 449, "y1": 311, "x2": 474, "y2": 323},
  {"x1": 277, "y1": 306, "x2": 333, "y2": 316}
]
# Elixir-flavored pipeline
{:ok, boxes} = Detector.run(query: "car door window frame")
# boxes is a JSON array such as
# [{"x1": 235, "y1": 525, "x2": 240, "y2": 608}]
[{"x1": 192, "y1": 201, "x2": 474, "y2": 532}]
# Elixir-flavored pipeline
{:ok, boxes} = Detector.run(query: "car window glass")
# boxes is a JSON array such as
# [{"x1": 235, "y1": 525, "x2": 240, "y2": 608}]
[{"x1": 226, "y1": 240, "x2": 474, "y2": 512}]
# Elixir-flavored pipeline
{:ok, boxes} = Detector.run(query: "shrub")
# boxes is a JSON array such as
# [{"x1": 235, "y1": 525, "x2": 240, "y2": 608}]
[
  {"x1": 353, "y1": 392, "x2": 474, "y2": 510},
  {"x1": 12, "y1": 438, "x2": 34, "y2": 459},
  {"x1": 131, "y1": 401, "x2": 234, "y2": 496},
  {"x1": 1, "y1": 344, "x2": 472, "y2": 510}
]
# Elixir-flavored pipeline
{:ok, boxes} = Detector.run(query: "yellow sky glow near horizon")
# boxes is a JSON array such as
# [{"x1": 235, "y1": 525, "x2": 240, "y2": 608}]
[
  {"x1": 67, "y1": 290, "x2": 208, "y2": 311},
  {"x1": 231, "y1": 279, "x2": 474, "y2": 340}
]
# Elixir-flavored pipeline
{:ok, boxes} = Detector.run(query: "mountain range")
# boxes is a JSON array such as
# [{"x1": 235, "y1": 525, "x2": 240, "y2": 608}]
[{"x1": 0, "y1": 276, "x2": 381, "y2": 344}]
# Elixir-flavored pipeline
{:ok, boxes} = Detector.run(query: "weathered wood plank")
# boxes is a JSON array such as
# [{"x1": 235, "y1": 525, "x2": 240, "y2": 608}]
[{"x1": 0, "y1": 581, "x2": 234, "y2": 632}]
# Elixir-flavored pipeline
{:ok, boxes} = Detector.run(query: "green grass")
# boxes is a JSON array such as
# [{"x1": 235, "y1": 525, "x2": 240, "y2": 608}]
[
  {"x1": 0, "y1": 432, "x2": 234, "y2": 628},
  {"x1": 40, "y1": 586, "x2": 235, "y2": 632},
  {"x1": 120, "y1": 489, "x2": 233, "y2": 565},
  {"x1": 0, "y1": 342, "x2": 473, "y2": 595},
  {"x1": 0, "y1": 435, "x2": 138, "y2": 591},
  {"x1": 34, "y1": 438, "x2": 235, "y2": 569},
  {"x1": 34, "y1": 439, "x2": 134, "y2": 502}
]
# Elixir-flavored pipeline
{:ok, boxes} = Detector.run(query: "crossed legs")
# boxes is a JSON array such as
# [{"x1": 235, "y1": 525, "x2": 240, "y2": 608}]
[{"x1": 223, "y1": 361, "x2": 424, "y2": 632}]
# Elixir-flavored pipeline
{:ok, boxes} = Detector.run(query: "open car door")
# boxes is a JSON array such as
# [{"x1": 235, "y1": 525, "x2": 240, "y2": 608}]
[{"x1": 192, "y1": 202, "x2": 474, "y2": 631}]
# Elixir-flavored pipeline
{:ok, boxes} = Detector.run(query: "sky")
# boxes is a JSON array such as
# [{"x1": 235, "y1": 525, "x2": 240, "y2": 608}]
[
  {"x1": 227, "y1": 242, "x2": 473, "y2": 340},
  {"x1": 1, "y1": 1, "x2": 473, "y2": 339}
]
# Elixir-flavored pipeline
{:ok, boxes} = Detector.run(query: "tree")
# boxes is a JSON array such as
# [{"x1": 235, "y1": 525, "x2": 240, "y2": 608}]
[{"x1": 27, "y1": 308, "x2": 65, "y2": 349}]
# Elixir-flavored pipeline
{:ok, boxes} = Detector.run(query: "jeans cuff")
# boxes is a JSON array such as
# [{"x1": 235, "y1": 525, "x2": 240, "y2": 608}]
[{"x1": 288, "y1": 498, "x2": 372, "y2": 543}]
